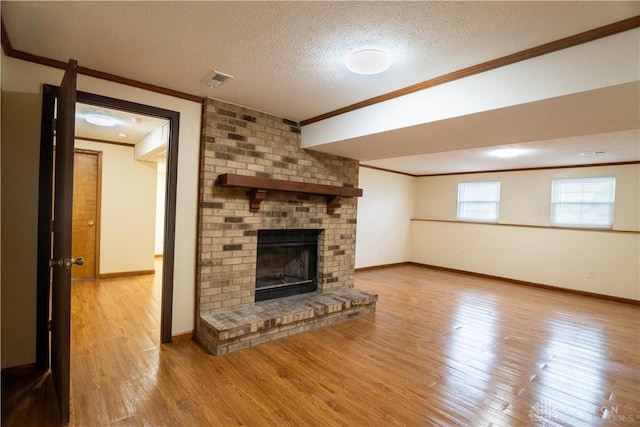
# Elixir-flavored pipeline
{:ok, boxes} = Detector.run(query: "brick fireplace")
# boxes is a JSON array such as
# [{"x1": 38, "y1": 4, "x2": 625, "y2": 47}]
[{"x1": 195, "y1": 98, "x2": 377, "y2": 355}]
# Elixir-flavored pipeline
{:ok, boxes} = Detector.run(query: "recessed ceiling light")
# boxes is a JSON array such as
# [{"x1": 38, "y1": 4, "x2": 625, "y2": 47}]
[
  {"x1": 118, "y1": 133, "x2": 128, "y2": 138},
  {"x1": 581, "y1": 150, "x2": 608, "y2": 156},
  {"x1": 86, "y1": 115, "x2": 116, "y2": 127},
  {"x1": 490, "y1": 148, "x2": 527, "y2": 158},
  {"x1": 346, "y1": 49, "x2": 391, "y2": 75}
]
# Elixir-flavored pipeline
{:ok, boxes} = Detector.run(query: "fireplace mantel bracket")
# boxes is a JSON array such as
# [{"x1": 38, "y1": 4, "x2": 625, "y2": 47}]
[
  {"x1": 249, "y1": 188, "x2": 267, "y2": 213},
  {"x1": 216, "y1": 173, "x2": 363, "y2": 214},
  {"x1": 326, "y1": 195, "x2": 341, "y2": 214}
]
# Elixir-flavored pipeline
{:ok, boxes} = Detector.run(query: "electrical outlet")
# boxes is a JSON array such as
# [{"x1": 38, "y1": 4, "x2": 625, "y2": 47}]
[
  {"x1": 454, "y1": 252, "x2": 460, "y2": 261},
  {"x1": 587, "y1": 270, "x2": 594, "y2": 279}
]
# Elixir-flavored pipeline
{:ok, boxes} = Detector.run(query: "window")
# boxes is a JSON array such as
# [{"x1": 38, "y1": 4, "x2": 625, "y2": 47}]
[
  {"x1": 551, "y1": 177, "x2": 616, "y2": 229},
  {"x1": 457, "y1": 181, "x2": 501, "y2": 222}
]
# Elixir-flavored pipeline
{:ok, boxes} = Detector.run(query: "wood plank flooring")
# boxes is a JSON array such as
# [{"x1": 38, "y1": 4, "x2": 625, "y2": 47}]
[{"x1": 3, "y1": 263, "x2": 639, "y2": 426}]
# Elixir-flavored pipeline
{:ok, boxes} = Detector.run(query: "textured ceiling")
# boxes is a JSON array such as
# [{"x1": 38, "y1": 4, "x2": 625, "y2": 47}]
[
  {"x1": 3, "y1": 1, "x2": 638, "y2": 120},
  {"x1": 2, "y1": 1, "x2": 639, "y2": 174}
]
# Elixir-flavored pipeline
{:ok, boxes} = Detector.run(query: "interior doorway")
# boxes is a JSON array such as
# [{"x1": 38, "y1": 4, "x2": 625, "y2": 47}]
[
  {"x1": 37, "y1": 88, "x2": 181, "y2": 377},
  {"x1": 74, "y1": 102, "x2": 169, "y2": 280}
]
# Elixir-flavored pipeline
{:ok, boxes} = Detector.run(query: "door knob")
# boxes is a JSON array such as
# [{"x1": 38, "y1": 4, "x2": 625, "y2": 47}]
[
  {"x1": 88, "y1": 220, "x2": 94, "y2": 226},
  {"x1": 49, "y1": 256, "x2": 84, "y2": 269}
]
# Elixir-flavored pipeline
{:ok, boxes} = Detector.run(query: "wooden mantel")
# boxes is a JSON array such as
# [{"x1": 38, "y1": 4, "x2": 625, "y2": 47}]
[{"x1": 215, "y1": 173, "x2": 363, "y2": 214}]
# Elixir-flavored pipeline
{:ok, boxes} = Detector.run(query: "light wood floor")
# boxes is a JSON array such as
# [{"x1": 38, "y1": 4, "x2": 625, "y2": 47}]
[{"x1": 3, "y1": 264, "x2": 639, "y2": 426}]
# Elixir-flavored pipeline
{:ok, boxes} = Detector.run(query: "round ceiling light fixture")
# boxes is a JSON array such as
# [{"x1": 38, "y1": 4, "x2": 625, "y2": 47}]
[
  {"x1": 581, "y1": 150, "x2": 608, "y2": 156},
  {"x1": 85, "y1": 114, "x2": 116, "y2": 127},
  {"x1": 490, "y1": 148, "x2": 527, "y2": 158},
  {"x1": 346, "y1": 49, "x2": 391, "y2": 75}
]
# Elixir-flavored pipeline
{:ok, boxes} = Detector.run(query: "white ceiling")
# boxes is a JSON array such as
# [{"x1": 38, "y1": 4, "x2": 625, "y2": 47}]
[
  {"x1": 3, "y1": 1, "x2": 639, "y2": 175},
  {"x1": 363, "y1": 130, "x2": 640, "y2": 176},
  {"x1": 76, "y1": 103, "x2": 168, "y2": 146}
]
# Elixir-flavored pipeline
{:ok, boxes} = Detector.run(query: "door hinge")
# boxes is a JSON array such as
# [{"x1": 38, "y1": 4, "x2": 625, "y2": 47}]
[
  {"x1": 49, "y1": 219, "x2": 54, "y2": 233},
  {"x1": 48, "y1": 319, "x2": 52, "y2": 332},
  {"x1": 53, "y1": 119, "x2": 57, "y2": 133}
]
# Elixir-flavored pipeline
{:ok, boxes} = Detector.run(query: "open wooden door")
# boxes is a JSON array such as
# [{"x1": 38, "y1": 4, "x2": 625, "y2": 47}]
[{"x1": 50, "y1": 59, "x2": 80, "y2": 425}]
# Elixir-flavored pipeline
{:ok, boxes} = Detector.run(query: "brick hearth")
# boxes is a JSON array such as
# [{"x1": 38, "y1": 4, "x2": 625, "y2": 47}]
[
  {"x1": 199, "y1": 288, "x2": 377, "y2": 355},
  {"x1": 195, "y1": 98, "x2": 377, "y2": 354}
]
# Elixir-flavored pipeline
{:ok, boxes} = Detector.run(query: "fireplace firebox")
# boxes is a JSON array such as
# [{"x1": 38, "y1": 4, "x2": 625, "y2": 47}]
[{"x1": 255, "y1": 229, "x2": 321, "y2": 302}]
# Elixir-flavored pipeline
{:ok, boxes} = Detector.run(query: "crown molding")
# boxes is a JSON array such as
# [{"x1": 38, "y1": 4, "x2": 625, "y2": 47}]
[{"x1": 1, "y1": 19, "x2": 203, "y2": 104}]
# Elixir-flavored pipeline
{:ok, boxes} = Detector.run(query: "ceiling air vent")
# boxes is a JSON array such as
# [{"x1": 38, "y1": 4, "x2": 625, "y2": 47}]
[{"x1": 204, "y1": 70, "x2": 234, "y2": 88}]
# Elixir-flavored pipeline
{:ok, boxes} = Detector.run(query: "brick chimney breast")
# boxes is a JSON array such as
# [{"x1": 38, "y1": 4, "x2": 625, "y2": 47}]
[{"x1": 195, "y1": 98, "x2": 376, "y2": 355}]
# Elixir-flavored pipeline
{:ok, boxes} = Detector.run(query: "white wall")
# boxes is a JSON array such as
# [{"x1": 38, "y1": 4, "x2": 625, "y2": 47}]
[
  {"x1": 414, "y1": 164, "x2": 640, "y2": 229},
  {"x1": 75, "y1": 140, "x2": 157, "y2": 274},
  {"x1": 410, "y1": 164, "x2": 640, "y2": 300},
  {"x1": 355, "y1": 166, "x2": 415, "y2": 268},
  {"x1": 1, "y1": 55, "x2": 201, "y2": 368}
]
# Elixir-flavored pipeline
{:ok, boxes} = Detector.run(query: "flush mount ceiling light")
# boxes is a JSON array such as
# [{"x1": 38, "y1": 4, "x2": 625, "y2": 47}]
[
  {"x1": 490, "y1": 148, "x2": 527, "y2": 158},
  {"x1": 85, "y1": 114, "x2": 116, "y2": 127},
  {"x1": 346, "y1": 49, "x2": 391, "y2": 75},
  {"x1": 581, "y1": 150, "x2": 608, "y2": 156}
]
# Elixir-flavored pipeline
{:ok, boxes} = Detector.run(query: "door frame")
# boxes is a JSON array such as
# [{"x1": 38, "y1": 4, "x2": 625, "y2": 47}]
[
  {"x1": 37, "y1": 87, "x2": 180, "y2": 370},
  {"x1": 36, "y1": 85, "x2": 56, "y2": 371}
]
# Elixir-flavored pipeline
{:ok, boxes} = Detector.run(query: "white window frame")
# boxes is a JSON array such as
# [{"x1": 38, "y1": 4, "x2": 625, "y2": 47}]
[
  {"x1": 457, "y1": 181, "x2": 501, "y2": 223},
  {"x1": 550, "y1": 177, "x2": 616, "y2": 229}
]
